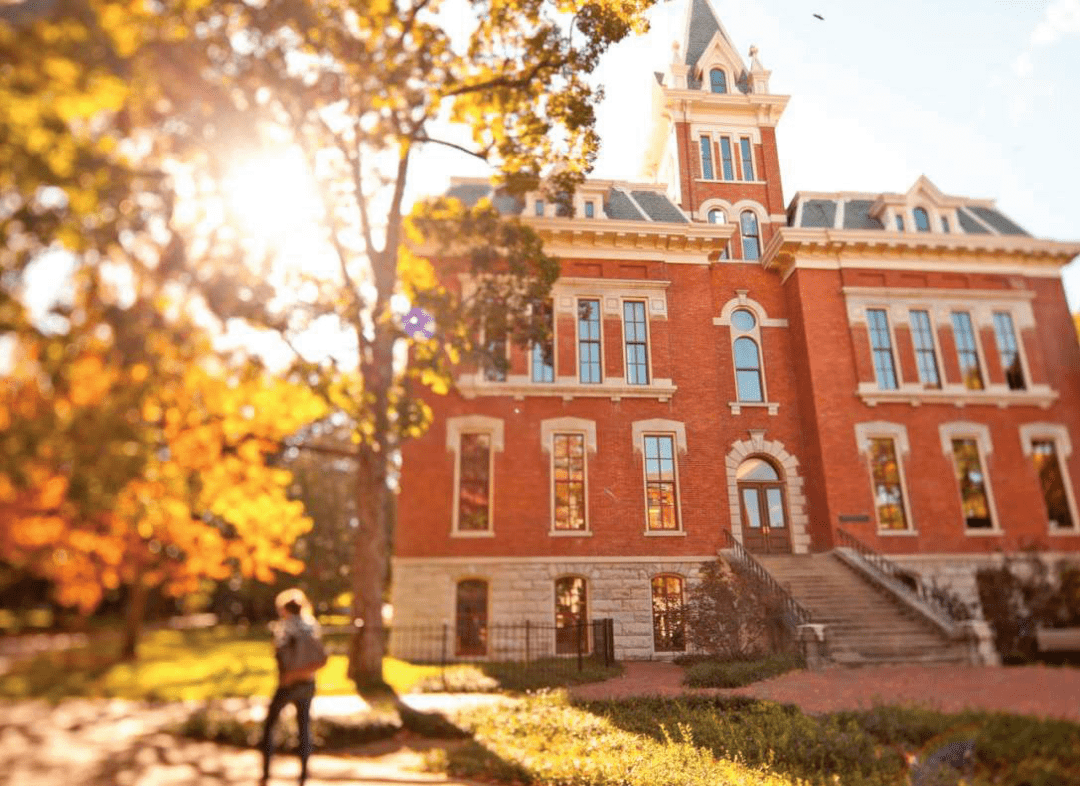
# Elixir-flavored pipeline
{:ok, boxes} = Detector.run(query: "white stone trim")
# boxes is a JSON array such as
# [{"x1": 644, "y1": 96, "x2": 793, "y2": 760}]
[
  {"x1": 446, "y1": 415, "x2": 505, "y2": 453},
  {"x1": 714, "y1": 291, "x2": 784, "y2": 415},
  {"x1": 540, "y1": 417, "x2": 598, "y2": 453},
  {"x1": 631, "y1": 419, "x2": 688, "y2": 454},
  {"x1": 1019, "y1": 422, "x2": 1080, "y2": 534},
  {"x1": 853, "y1": 422, "x2": 916, "y2": 534},
  {"x1": 725, "y1": 434, "x2": 809, "y2": 554},
  {"x1": 939, "y1": 421, "x2": 1001, "y2": 534}
]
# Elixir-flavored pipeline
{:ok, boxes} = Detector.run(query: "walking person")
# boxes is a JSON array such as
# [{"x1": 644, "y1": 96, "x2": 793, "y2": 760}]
[{"x1": 260, "y1": 589, "x2": 327, "y2": 786}]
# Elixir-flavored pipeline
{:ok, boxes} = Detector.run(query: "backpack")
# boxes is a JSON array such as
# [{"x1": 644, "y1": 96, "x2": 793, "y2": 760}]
[{"x1": 279, "y1": 622, "x2": 328, "y2": 674}]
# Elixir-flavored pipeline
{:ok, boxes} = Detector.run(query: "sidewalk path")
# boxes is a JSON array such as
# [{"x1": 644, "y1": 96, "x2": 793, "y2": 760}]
[
  {"x1": 0, "y1": 697, "x2": 488, "y2": 786},
  {"x1": 570, "y1": 660, "x2": 1080, "y2": 721}
]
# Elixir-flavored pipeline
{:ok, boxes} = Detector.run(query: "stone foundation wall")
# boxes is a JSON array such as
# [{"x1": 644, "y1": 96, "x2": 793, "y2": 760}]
[{"x1": 390, "y1": 557, "x2": 713, "y2": 660}]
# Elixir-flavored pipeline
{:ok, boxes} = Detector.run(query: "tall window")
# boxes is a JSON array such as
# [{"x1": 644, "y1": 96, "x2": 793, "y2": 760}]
[
  {"x1": 739, "y1": 137, "x2": 754, "y2": 181},
  {"x1": 869, "y1": 438, "x2": 908, "y2": 530},
  {"x1": 951, "y1": 438, "x2": 992, "y2": 529},
  {"x1": 553, "y1": 433, "x2": 586, "y2": 531},
  {"x1": 913, "y1": 207, "x2": 931, "y2": 232},
  {"x1": 530, "y1": 301, "x2": 554, "y2": 383},
  {"x1": 643, "y1": 434, "x2": 679, "y2": 531},
  {"x1": 951, "y1": 311, "x2": 984, "y2": 390},
  {"x1": 941, "y1": 216, "x2": 950, "y2": 233},
  {"x1": 719, "y1": 137, "x2": 734, "y2": 181},
  {"x1": 895, "y1": 215, "x2": 905, "y2": 231},
  {"x1": 455, "y1": 580, "x2": 488, "y2": 656},
  {"x1": 534, "y1": 199, "x2": 544, "y2": 217},
  {"x1": 866, "y1": 309, "x2": 898, "y2": 390},
  {"x1": 458, "y1": 433, "x2": 492, "y2": 531},
  {"x1": 709, "y1": 68, "x2": 727, "y2": 94},
  {"x1": 740, "y1": 211, "x2": 760, "y2": 260},
  {"x1": 910, "y1": 310, "x2": 941, "y2": 389},
  {"x1": 651, "y1": 575, "x2": 686, "y2": 652},
  {"x1": 555, "y1": 576, "x2": 588, "y2": 654},
  {"x1": 992, "y1": 312, "x2": 1025, "y2": 390},
  {"x1": 623, "y1": 301, "x2": 649, "y2": 385},
  {"x1": 577, "y1": 299, "x2": 602, "y2": 383},
  {"x1": 733, "y1": 337, "x2": 763, "y2": 402},
  {"x1": 584, "y1": 201, "x2": 595, "y2": 218},
  {"x1": 699, "y1": 136, "x2": 714, "y2": 179},
  {"x1": 483, "y1": 334, "x2": 507, "y2": 381},
  {"x1": 1031, "y1": 441, "x2": 1074, "y2": 530}
]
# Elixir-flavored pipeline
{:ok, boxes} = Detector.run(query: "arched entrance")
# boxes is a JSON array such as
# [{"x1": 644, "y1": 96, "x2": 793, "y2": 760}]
[{"x1": 736, "y1": 457, "x2": 792, "y2": 554}]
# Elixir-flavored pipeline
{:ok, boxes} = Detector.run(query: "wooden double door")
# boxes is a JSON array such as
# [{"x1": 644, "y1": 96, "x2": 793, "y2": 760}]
[{"x1": 737, "y1": 458, "x2": 792, "y2": 554}]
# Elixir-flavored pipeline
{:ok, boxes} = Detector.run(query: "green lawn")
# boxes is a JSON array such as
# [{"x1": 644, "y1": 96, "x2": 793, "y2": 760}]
[
  {"x1": 0, "y1": 627, "x2": 442, "y2": 701},
  {"x1": 430, "y1": 693, "x2": 1080, "y2": 786}
]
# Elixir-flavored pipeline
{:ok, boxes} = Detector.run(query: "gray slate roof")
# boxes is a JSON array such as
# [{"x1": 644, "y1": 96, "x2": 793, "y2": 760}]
[
  {"x1": 444, "y1": 183, "x2": 685, "y2": 223},
  {"x1": 683, "y1": 0, "x2": 749, "y2": 92},
  {"x1": 790, "y1": 196, "x2": 1029, "y2": 236}
]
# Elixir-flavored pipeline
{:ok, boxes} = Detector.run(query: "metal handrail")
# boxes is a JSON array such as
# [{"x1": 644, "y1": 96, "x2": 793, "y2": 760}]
[
  {"x1": 835, "y1": 528, "x2": 969, "y2": 626},
  {"x1": 722, "y1": 531, "x2": 812, "y2": 628}
]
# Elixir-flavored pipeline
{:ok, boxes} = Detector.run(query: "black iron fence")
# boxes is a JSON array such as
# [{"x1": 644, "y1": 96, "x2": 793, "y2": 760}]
[
  {"x1": 722, "y1": 530, "x2": 813, "y2": 632},
  {"x1": 329, "y1": 619, "x2": 616, "y2": 689}
]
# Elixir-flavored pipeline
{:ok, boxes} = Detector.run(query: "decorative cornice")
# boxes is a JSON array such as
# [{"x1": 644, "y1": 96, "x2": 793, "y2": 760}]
[
  {"x1": 761, "y1": 227, "x2": 1080, "y2": 275},
  {"x1": 528, "y1": 216, "x2": 733, "y2": 256}
]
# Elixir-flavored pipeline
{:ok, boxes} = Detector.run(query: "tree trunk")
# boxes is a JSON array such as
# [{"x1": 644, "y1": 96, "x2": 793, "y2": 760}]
[
  {"x1": 121, "y1": 579, "x2": 149, "y2": 661},
  {"x1": 347, "y1": 442, "x2": 392, "y2": 694}
]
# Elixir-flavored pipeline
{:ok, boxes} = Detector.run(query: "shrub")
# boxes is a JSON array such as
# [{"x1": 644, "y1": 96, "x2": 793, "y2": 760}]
[
  {"x1": 682, "y1": 652, "x2": 805, "y2": 688},
  {"x1": 684, "y1": 558, "x2": 792, "y2": 660}
]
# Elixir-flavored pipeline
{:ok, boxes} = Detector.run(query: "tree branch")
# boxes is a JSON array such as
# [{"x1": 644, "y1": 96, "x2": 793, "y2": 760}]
[
  {"x1": 414, "y1": 134, "x2": 491, "y2": 162},
  {"x1": 443, "y1": 55, "x2": 559, "y2": 97}
]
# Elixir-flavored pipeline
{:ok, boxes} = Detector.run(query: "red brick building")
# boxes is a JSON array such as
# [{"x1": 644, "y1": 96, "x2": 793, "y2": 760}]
[{"x1": 393, "y1": 0, "x2": 1080, "y2": 660}]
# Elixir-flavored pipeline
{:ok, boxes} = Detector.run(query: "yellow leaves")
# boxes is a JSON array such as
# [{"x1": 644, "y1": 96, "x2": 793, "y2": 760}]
[
  {"x1": 38, "y1": 476, "x2": 69, "y2": 510},
  {"x1": 68, "y1": 355, "x2": 113, "y2": 407}
]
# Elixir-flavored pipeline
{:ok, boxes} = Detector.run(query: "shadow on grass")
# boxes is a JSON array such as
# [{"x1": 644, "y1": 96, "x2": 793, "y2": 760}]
[
  {"x1": 412, "y1": 656, "x2": 622, "y2": 694},
  {"x1": 571, "y1": 695, "x2": 1080, "y2": 786}
]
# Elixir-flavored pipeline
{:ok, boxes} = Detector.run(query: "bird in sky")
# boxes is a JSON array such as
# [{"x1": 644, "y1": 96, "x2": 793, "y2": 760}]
[{"x1": 813, "y1": 13, "x2": 824, "y2": 20}]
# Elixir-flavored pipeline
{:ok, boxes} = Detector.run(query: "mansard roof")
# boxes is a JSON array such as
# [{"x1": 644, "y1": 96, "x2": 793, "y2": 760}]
[{"x1": 445, "y1": 179, "x2": 688, "y2": 223}]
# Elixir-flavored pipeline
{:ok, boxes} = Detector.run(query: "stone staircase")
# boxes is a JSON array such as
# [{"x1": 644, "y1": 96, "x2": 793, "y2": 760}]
[{"x1": 756, "y1": 552, "x2": 970, "y2": 666}]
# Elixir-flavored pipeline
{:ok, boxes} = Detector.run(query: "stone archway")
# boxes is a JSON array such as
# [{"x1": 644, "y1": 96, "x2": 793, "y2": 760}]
[{"x1": 725, "y1": 430, "x2": 810, "y2": 554}]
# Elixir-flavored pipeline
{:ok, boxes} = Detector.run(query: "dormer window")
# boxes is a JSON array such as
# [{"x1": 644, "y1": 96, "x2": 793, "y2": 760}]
[
  {"x1": 584, "y1": 201, "x2": 595, "y2": 218},
  {"x1": 709, "y1": 68, "x2": 727, "y2": 94},
  {"x1": 913, "y1": 207, "x2": 931, "y2": 232},
  {"x1": 534, "y1": 199, "x2": 544, "y2": 217},
  {"x1": 708, "y1": 208, "x2": 724, "y2": 224},
  {"x1": 941, "y1": 216, "x2": 950, "y2": 233},
  {"x1": 895, "y1": 214, "x2": 904, "y2": 231}
]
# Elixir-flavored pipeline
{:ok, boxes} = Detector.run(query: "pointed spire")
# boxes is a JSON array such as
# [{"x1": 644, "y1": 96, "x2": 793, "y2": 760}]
[
  {"x1": 748, "y1": 44, "x2": 771, "y2": 94},
  {"x1": 684, "y1": 0, "x2": 725, "y2": 70}
]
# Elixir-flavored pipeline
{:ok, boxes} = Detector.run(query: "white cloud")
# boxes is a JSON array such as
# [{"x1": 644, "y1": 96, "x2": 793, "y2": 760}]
[
  {"x1": 1013, "y1": 52, "x2": 1034, "y2": 77},
  {"x1": 1031, "y1": 0, "x2": 1080, "y2": 46}
]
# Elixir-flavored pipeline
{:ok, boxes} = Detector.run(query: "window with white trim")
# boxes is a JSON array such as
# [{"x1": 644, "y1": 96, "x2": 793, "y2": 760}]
[
  {"x1": 457, "y1": 432, "x2": 493, "y2": 532},
  {"x1": 951, "y1": 438, "x2": 992, "y2": 529},
  {"x1": 651, "y1": 575, "x2": 686, "y2": 652},
  {"x1": 552, "y1": 432, "x2": 587, "y2": 531},
  {"x1": 740, "y1": 211, "x2": 761, "y2": 260},
  {"x1": 534, "y1": 199, "x2": 544, "y2": 217},
  {"x1": 719, "y1": 137, "x2": 735, "y2": 181},
  {"x1": 555, "y1": 576, "x2": 588, "y2": 654},
  {"x1": 577, "y1": 298, "x2": 602, "y2": 383},
  {"x1": 951, "y1": 311, "x2": 984, "y2": 390},
  {"x1": 709, "y1": 68, "x2": 727, "y2": 94},
  {"x1": 642, "y1": 434, "x2": 680, "y2": 531},
  {"x1": 913, "y1": 207, "x2": 931, "y2": 232},
  {"x1": 623, "y1": 300, "x2": 649, "y2": 385},
  {"x1": 584, "y1": 201, "x2": 595, "y2": 218},
  {"x1": 482, "y1": 334, "x2": 508, "y2": 382},
  {"x1": 910, "y1": 310, "x2": 941, "y2": 389},
  {"x1": 992, "y1": 311, "x2": 1025, "y2": 391},
  {"x1": 868, "y1": 437, "x2": 909, "y2": 531},
  {"x1": 941, "y1": 215, "x2": 950, "y2": 233},
  {"x1": 866, "y1": 308, "x2": 898, "y2": 390},
  {"x1": 699, "y1": 136, "x2": 714, "y2": 180},
  {"x1": 530, "y1": 300, "x2": 554, "y2": 383},
  {"x1": 895, "y1": 214, "x2": 904, "y2": 231},
  {"x1": 739, "y1": 137, "x2": 754, "y2": 181},
  {"x1": 1031, "y1": 440, "x2": 1074, "y2": 530}
]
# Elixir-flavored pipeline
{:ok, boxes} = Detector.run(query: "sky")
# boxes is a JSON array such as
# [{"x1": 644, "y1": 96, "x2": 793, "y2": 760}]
[{"x1": 411, "y1": 0, "x2": 1080, "y2": 310}]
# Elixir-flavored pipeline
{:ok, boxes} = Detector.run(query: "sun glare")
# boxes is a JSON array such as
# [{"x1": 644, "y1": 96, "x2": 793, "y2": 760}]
[{"x1": 223, "y1": 147, "x2": 323, "y2": 247}]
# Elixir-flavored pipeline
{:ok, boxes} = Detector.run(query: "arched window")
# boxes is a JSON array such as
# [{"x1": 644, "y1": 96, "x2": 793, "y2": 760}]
[
  {"x1": 555, "y1": 576, "x2": 588, "y2": 654},
  {"x1": 740, "y1": 211, "x2": 761, "y2": 260},
  {"x1": 709, "y1": 68, "x2": 727, "y2": 94},
  {"x1": 913, "y1": 207, "x2": 931, "y2": 232},
  {"x1": 455, "y1": 579, "x2": 488, "y2": 656},
  {"x1": 651, "y1": 575, "x2": 685, "y2": 652},
  {"x1": 734, "y1": 337, "x2": 763, "y2": 402},
  {"x1": 708, "y1": 208, "x2": 725, "y2": 224}
]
